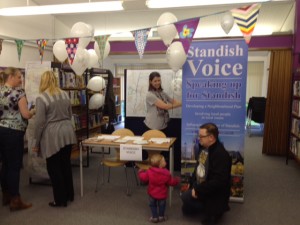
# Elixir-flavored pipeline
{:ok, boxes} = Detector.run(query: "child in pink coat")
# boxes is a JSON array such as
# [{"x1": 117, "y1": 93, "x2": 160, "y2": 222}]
[{"x1": 138, "y1": 153, "x2": 180, "y2": 223}]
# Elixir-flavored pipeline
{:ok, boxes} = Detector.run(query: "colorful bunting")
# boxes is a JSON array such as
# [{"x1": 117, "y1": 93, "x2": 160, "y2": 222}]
[
  {"x1": 15, "y1": 40, "x2": 24, "y2": 62},
  {"x1": 94, "y1": 35, "x2": 110, "y2": 63},
  {"x1": 131, "y1": 28, "x2": 151, "y2": 59},
  {"x1": 65, "y1": 38, "x2": 79, "y2": 65},
  {"x1": 36, "y1": 39, "x2": 48, "y2": 63},
  {"x1": 231, "y1": 4, "x2": 261, "y2": 44},
  {"x1": 0, "y1": 39, "x2": 3, "y2": 55},
  {"x1": 175, "y1": 18, "x2": 200, "y2": 54}
]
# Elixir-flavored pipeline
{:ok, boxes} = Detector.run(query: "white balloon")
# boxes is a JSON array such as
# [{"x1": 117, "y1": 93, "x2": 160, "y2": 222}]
[
  {"x1": 53, "y1": 40, "x2": 68, "y2": 62},
  {"x1": 87, "y1": 76, "x2": 106, "y2": 92},
  {"x1": 70, "y1": 47, "x2": 89, "y2": 75},
  {"x1": 89, "y1": 93, "x2": 105, "y2": 110},
  {"x1": 70, "y1": 22, "x2": 92, "y2": 49},
  {"x1": 86, "y1": 23, "x2": 95, "y2": 37},
  {"x1": 87, "y1": 49, "x2": 99, "y2": 69},
  {"x1": 166, "y1": 41, "x2": 187, "y2": 73},
  {"x1": 157, "y1": 12, "x2": 178, "y2": 47},
  {"x1": 221, "y1": 13, "x2": 234, "y2": 34}
]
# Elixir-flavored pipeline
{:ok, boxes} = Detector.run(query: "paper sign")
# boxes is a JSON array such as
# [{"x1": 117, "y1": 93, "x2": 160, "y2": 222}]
[{"x1": 120, "y1": 144, "x2": 142, "y2": 161}]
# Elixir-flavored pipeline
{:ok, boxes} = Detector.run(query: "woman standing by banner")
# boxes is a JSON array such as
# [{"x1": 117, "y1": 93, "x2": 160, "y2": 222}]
[{"x1": 144, "y1": 71, "x2": 182, "y2": 132}]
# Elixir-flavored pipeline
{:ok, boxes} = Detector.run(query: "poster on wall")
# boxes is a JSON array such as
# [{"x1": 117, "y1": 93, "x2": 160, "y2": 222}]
[
  {"x1": 25, "y1": 61, "x2": 52, "y2": 105},
  {"x1": 126, "y1": 69, "x2": 182, "y2": 118},
  {"x1": 181, "y1": 40, "x2": 247, "y2": 202}
]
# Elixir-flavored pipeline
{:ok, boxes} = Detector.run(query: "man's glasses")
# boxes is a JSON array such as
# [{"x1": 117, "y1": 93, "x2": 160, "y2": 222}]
[{"x1": 198, "y1": 134, "x2": 211, "y2": 139}]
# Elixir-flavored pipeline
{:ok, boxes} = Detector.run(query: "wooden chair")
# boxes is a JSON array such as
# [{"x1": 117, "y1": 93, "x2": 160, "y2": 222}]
[
  {"x1": 134, "y1": 129, "x2": 166, "y2": 171},
  {"x1": 95, "y1": 128, "x2": 137, "y2": 195}
]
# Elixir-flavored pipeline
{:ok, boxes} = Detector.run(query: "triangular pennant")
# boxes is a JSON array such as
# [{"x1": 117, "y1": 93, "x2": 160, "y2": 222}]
[
  {"x1": 0, "y1": 39, "x2": 3, "y2": 55},
  {"x1": 94, "y1": 35, "x2": 110, "y2": 63},
  {"x1": 36, "y1": 39, "x2": 48, "y2": 63},
  {"x1": 15, "y1": 40, "x2": 24, "y2": 62},
  {"x1": 65, "y1": 38, "x2": 79, "y2": 65},
  {"x1": 131, "y1": 28, "x2": 151, "y2": 59},
  {"x1": 175, "y1": 18, "x2": 200, "y2": 54},
  {"x1": 231, "y1": 4, "x2": 261, "y2": 44}
]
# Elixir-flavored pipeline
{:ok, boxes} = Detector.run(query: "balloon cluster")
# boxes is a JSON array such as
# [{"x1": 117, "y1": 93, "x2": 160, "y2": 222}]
[
  {"x1": 156, "y1": 12, "x2": 187, "y2": 73},
  {"x1": 87, "y1": 76, "x2": 106, "y2": 109},
  {"x1": 53, "y1": 22, "x2": 110, "y2": 75}
]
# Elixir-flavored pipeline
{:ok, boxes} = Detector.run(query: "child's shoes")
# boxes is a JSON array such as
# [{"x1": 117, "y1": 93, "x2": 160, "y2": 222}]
[{"x1": 149, "y1": 217, "x2": 158, "y2": 223}]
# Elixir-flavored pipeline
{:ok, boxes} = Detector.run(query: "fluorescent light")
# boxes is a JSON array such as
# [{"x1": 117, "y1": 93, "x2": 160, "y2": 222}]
[
  {"x1": 0, "y1": 1, "x2": 124, "y2": 16},
  {"x1": 146, "y1": 0, "x2": 269, "y2": 8}
]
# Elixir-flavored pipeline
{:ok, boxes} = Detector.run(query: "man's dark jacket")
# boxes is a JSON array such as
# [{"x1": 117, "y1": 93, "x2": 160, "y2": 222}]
[{"x1": 191, "y1": 140, "x2": 232, "y2": 217}]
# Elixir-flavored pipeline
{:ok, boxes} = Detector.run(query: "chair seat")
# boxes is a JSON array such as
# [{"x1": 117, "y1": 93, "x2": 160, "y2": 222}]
[
  {"x1": 102, "y1": 158, "x2": 127, "y2": 167},
  {"x1": 135, "y1": 161, "x2": 151, "y2": 170}
]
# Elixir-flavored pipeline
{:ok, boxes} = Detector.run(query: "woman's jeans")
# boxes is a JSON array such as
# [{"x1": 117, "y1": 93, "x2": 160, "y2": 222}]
[
  {"x1": 0, "y1": 126, "x2": 25, "y2": 197},
  {"x1": 149, "y1": 196, "x2": 166, "y2": 218}
]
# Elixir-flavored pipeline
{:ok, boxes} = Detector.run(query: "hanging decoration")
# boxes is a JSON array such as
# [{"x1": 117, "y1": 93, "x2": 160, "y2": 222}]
[
  {"x1": 65, "y1": 38, "x2": 79, "y2": 65},
  {"x1": 157, "y1": 12, "x2": 178, "y2": 47},
  {"x1": 94, "y1": 35, "x2": 110, "y2": 65},
  {"x1": 220, "y1": 12, "x2": 234, "y2": 34},
  {"x1": 0, "y1": 39, "x2": 3, "y2": 55},
  {"x1": 166, "y1": 41, "x2": 187, "y2": 72},
  {"x1": 94, "y1": 41, "x2": 110, "y2": 68},
  {"x1": 1, "y1": 2, "x2": 267, "y2": 62},
  {"x1": 131, "y1": 28, "x2": 151, "y2": 59},
  {"x1": 53, "y1": 40, "x2": 68, "y2": 63},
  {"x1": 231, "y1": 4, "x2": 261, "y2": 44},
  {"x1": 15, "y1": 40, "x2": 24, "y2": 62},
  {"x1": 36, "y1": 39, "x2": 48, "y2": 63},
  {"x1": 175, "y1": 18, "x2": 200, "y2": 54}
]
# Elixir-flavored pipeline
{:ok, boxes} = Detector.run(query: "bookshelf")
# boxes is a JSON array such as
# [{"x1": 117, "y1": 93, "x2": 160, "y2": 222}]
[
  {"x1": 53, "y1": 63, "x2": 111, "y2": 166},
  {"x1": 289, "y1": 77, "x2": 300, "y2": 164}
]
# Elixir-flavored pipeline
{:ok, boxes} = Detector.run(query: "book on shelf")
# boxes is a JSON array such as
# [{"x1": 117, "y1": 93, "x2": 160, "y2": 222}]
[{"x1": 294, "y1": 81, "x2": 300, "y2": 96}]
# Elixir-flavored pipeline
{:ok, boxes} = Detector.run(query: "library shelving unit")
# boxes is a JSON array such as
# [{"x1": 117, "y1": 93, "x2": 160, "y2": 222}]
[
  {"x1": 288, "y1": 71, "x2": 300, "y2": 165},
  {"x1": 53, "y1": 63, "x2": 110, "y2": 167}
]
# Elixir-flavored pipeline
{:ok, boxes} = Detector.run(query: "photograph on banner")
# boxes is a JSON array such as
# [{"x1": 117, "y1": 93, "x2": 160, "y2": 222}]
[
  {"x1": 180, "y1": 40, "x2": 247, "y2": 202},
  {"x1": 126, "y1": 69, "x2": 182, "y2": 118}
]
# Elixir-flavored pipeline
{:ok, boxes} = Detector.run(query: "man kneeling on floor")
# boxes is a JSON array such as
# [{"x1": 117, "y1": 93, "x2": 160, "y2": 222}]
[{"x1": 181, "y1": 123, "x2": 232, "y2": 224}]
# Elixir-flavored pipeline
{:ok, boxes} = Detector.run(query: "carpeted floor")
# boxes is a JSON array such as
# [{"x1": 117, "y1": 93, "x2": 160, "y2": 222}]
[{"x1": 1, "y1": 132, "x2": 300, "y2": 225}]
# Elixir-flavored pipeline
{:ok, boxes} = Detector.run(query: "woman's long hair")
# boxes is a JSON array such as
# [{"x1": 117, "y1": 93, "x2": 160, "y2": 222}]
[
  {"x1": 39, "y1": 71, "x2": 61, "y2": 95},
  {"x1": 148, "y1": 71, "x2": 163, "y2": 91}
]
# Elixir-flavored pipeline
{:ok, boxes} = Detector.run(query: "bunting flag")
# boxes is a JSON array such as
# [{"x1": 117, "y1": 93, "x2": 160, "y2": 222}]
[
  {"x1": 36, "y1": 39, "x2": 48, "y2": 63},
  {"x1": 231, "y1": 4, "x2": 261, "y2": 44},
  {"x1": 175, "y1": 18, "x2": 200, "y2": 54},
  {"x1": 65, "y1": 38, "x2": 79, "y2": 65},
  {"x1": 0, "y1": 39, "x2": 3, "y2": 55},
  {"x1": 94, "y1": 35, "x2": 110, "y2": 62},
  {"x1": 15, "y1": 40, "x2": 24, "y2": 62},
  {"x1": 131, "y1": 28, "x2": 151, "y2": 59}
]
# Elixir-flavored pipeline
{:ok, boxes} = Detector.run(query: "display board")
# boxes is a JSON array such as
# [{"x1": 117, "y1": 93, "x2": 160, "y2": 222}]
[{"x1": 181, "y1": 40, "x2": 247, "y2": 202}]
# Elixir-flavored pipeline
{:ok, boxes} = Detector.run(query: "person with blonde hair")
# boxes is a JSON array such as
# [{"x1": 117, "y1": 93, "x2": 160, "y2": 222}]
[
  {"x1": 138, "y1": 153, "x2": 180, "y2": 223},
  {"x1": 32, "y1": 70, "x2": 77, "y2": 207},
  {"x1": 0, "y1": 67, "x2": 35, "y2": 211}
]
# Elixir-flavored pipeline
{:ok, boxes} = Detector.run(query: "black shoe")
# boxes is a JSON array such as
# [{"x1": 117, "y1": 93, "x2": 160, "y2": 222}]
[{"x1": 48, "y1": 201, "x2": 67, "y2": 207}]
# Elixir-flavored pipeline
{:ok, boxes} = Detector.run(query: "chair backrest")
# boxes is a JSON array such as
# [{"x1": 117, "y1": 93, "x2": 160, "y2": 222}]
[
  {"x1": 142, "y1": 130, "x2": 166, "y2": 161},
  {"x1": 112, "y1": 128, "x2": 134, "y2": 136},
  {"x1": 111, "y1": 128, "x2": 135, "y2": 158},
  {"x1": 142, "y1": 129, "x2": 166, "y2": 139}
]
